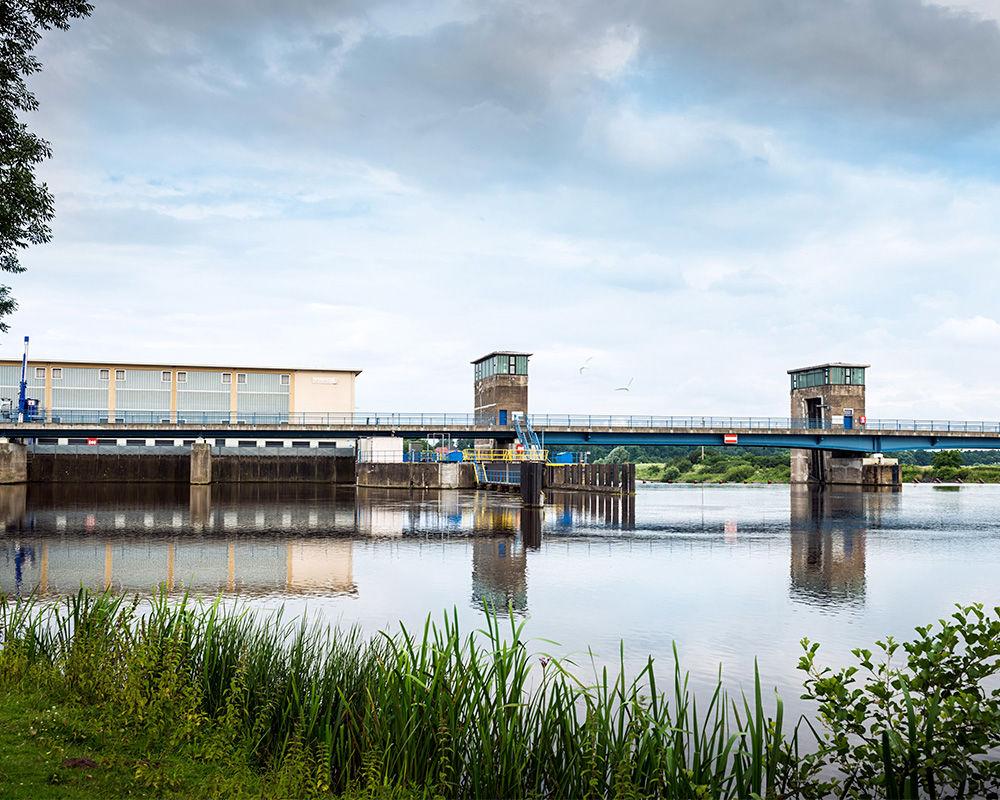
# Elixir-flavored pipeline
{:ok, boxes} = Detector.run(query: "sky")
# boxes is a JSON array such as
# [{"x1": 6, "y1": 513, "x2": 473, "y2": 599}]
[{"x1": 9, "y1": 0, "x2": 1000, "y2": 418}]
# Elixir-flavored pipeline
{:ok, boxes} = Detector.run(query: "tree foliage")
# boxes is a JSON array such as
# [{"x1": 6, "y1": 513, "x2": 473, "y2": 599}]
[
  {"x1": 0, "y1": 0, "x2": 92, "y2": 329},
  {"x1": 931, "y1": 450, "x2": 963, "y2": 469}
]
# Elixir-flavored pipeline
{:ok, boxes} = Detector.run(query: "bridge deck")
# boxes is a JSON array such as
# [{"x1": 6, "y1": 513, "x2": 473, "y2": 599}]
[{"x1": 3, "y1": 413, "x2": 1000, "y2": 452}]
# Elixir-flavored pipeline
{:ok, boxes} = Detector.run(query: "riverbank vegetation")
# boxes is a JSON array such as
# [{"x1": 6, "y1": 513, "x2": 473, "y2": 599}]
[
  {"x1": 592, "y1": 446, "x2": 1000, "y2": 485},
  {"x1": 1, "y1": 592, "x2": 999, "y2": 799}
]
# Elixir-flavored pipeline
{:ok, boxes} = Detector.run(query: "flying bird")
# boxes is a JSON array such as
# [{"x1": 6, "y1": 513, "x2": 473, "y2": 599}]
[
  {"x1": 578, "y1": 356, "x2": 593, "y2": 374},
  {"x1": 614, "y1": 378, "x2": 634, "y2": 392}
]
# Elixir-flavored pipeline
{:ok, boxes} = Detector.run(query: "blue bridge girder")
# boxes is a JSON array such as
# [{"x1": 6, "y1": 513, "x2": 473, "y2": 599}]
[{"x1": 3, "y1": 412, "x2": 1000, "y2": 452}]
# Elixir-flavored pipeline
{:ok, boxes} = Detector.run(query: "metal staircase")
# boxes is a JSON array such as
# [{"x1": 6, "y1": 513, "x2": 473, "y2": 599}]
[{"x1": 514, "y1": 414, "x2": 543, "y2": 454}]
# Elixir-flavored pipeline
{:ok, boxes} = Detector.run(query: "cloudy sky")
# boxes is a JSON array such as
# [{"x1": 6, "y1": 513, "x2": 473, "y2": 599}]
[{"x1": 10, "y1": 0, "x2": 1000, "y2": 417}]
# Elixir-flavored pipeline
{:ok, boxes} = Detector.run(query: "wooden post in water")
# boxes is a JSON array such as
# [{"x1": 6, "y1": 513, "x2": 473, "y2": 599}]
[{"x1": 521, "y1": 461, "x2": 545, "y2": 508}]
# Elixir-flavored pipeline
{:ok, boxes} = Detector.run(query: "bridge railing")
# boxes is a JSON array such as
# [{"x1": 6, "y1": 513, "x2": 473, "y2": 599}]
[{"x1": 8, "y1": 409, "x2": 1000, "y2": 434}]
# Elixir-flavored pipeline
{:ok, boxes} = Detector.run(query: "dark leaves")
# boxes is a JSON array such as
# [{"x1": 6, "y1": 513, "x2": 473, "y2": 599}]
[{"x1": 0, "y1": 0, "x2": 92, "y2": 329}]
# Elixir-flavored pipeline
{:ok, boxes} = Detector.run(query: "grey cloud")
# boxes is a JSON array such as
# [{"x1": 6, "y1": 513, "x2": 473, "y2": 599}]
[{"x1": 32, "y1": 0, "x2": 1000, "y2": 193}]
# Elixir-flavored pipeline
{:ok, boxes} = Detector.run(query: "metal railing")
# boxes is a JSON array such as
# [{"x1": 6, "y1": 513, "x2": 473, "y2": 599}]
[
  {"x1": 6, "y1": 409, "x2": 1000, "y2": 435},
  {"x1": 463, "y1": 448, "x2": 547, "y2": 462}
]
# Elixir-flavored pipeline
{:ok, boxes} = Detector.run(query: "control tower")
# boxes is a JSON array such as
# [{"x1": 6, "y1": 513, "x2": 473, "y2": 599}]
[
  {"x1": 472, "y1": 351, "x2": 530, "y2": 426},
  {"x1": 788, "y1": 362, "x2": 868, "y2": 484}
]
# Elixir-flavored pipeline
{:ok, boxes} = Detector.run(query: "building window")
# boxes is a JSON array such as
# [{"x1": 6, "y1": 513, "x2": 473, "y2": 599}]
[
  {"x1": 509, "y1": 356, "x2": 516, "y2": 374},
  {"x1": 222, "y1": 372, "x2": 232, "y2": 384},
  {"x1": 161, "y1": 370, "x2": 171, "y2": 382},
  {"x1": 99, "y1": 368, "x2": 110, "y2": 380},
  {"x1": 280, "y1": 374, "x2": 290, "y2": 386},
  {"x1": 51, "y1": 367, "x2": 63, "y2": 380},
  {"x1": 177, "y1": 371, "x2": 188, "y2": 383},
  {"x1": 115, "y1": 369, "x2": 126, "y2": 381},
  {"x1": 34, "y1": 367, "x2": 45, "y2": 380},
  {"x1": 237, "y1": 373, "x2": 247, "y2": 384}
]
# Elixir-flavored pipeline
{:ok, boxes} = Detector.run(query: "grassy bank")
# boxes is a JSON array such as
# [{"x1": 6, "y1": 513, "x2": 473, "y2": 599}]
[
  {"x1": 637, "y1": 454, "x2": 791, "y2": 484},
  {"x1": 1, "y1": 592, "x2": 999, "y2": 799},
  {"x1": 901, "y1": 464, "x2": 1000, "y2": 483}
]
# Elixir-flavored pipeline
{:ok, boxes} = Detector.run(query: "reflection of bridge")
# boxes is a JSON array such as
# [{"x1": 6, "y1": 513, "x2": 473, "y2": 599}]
[{"x1": 6, "y1": 412, "x2": 1000, "y2": 451}]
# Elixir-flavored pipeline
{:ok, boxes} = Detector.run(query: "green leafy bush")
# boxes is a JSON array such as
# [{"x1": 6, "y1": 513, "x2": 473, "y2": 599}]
[{"x1": 799, "y1": 603, "x2": 1000, "y2": 799}]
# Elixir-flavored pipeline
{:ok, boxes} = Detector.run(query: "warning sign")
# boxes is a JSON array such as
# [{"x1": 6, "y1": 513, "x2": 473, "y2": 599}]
[{"x1": 723, "y1": 434, "x2": 739, "y2": 445}]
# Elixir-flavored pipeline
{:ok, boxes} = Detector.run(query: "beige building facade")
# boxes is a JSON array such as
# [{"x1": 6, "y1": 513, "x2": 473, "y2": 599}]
[{"x1": 0, "y1": 359, "x2": 360, "y2": 422}]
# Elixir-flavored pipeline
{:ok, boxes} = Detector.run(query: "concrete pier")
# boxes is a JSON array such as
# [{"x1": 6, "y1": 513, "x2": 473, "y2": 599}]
[
  {"x1": 191, "y1": 442, "x2": 212, "y2": 485},
  {"x1": 0, "y1": 441, "x2": 27, "y2": 484},
  {"x1": 791, "y1": 450, "x2": 900, "y2": 488}
]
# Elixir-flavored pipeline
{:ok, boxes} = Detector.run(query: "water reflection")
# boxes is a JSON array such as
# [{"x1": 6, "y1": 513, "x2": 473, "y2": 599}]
[
  {"x1": 788, "y1": 486, "x2": 899, "y2": 607},
  {"x1": 0, "y1": 484, "x2": 635, "y2": 602}
]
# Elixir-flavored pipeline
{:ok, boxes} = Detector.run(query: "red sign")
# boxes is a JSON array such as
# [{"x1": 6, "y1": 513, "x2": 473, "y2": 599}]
[
  {"x1": 87, "y1": 438, "x2": 98, "y2": 446},
  {"x1": 859, "y1": 415, "x2": 867, "y2": 426},
  {"x1": 723, "y1": 434, "x2": 739, "y2": 445}
]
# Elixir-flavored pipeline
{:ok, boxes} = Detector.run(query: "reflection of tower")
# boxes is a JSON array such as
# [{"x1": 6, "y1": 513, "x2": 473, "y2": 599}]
[
  {"x1": 471, "y1": 537, "x2": 528, "y2": 613},
  {"x1": 789, "y1": 487, "x2": 869, "y2": 605}
]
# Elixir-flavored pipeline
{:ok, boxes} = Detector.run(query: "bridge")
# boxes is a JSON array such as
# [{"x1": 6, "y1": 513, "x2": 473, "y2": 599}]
[{"x1": 4, "y1": 411, "x2": 1000, "y2": 452}]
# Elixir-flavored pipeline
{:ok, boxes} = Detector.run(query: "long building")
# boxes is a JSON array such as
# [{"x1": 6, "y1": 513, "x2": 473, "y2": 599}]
[{"x1": 0, "y1": 359, "x2": 360, "y2": 424}]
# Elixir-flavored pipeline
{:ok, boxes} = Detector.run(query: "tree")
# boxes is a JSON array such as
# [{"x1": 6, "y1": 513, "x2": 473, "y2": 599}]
[
  {"x1": 1, "y1": 1, "x2": 92, "y2": 330},
  {"x1": 600, "y1": 446, "x2": 630, "y2": 464},
  {"x1": 932, "y1": 450, "x2": 963, "y2": 469}
]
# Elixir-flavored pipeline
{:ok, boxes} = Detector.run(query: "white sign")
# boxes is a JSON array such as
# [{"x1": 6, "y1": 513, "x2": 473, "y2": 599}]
[{"x1": 311, "y1": 377, "x2": 339, "y2": 385}]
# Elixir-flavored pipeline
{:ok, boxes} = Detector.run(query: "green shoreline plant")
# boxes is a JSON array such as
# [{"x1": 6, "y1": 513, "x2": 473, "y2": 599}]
[{"x1": 1, "y1": 591, "x2": 998, "y2": 799}]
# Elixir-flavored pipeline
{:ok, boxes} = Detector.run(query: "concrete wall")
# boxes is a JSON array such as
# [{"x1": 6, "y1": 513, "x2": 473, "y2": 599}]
[
  {"x1": 356, "y1": 462, "x2": 477, "y2": 490},
  {"x1": 25, "y1": 450, "x2": 355, "y2": 484},
  {"x1": 28, "y1": 451, "x2": 190, "y2": 483},
  {"x1": 212, "y1": 454, "x2": 355, "y2": 484}
]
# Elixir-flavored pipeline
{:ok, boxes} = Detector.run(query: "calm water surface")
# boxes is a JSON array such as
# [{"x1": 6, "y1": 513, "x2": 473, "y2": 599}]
[{"x1": 2, "y1": 482, "x2": 999, "y2": 712}]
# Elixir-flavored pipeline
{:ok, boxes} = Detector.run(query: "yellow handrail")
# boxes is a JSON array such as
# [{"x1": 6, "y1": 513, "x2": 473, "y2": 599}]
[{"x1": 463, "y1": 448, "x2": 548, "y2": 462}]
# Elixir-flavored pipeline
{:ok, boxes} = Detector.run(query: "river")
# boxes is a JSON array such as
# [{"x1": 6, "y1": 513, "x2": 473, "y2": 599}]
[{"x1": 2, "y1": 482, "x2": 998, "y2": 717}]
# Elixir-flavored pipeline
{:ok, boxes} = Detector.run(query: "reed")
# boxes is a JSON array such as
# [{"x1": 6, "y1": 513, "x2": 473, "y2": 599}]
[
  {"x1": 0, "y1": 589, "x2": 802, "y2": 798},
  {"x1": 4, "y1": 591, "x2": 997, "y2": 798}
]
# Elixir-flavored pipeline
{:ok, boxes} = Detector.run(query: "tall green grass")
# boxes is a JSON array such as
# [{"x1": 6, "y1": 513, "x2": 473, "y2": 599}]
[{"x1": 0, "y1": 590, "x2": 807, "y2": 799}]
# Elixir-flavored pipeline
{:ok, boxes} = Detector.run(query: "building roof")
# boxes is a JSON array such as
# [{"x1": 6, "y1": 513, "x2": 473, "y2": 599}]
[
  {"x1": 787, "y1": 362, "x2": 870, "y2": 374},
  {"x1": 0, "y1": 357, "x2": 362, "y2": 375},
  {"x1": 471, "y1": 351, "x2": 532, "y2": 364}
]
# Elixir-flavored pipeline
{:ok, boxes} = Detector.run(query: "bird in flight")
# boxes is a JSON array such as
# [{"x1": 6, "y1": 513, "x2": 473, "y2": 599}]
[
  {"x1": 578, "y1": 356, "x2": 593, "y2": 374},
  {"x1": 614, "y1": 378, "x2": 634, "y2": 392}
]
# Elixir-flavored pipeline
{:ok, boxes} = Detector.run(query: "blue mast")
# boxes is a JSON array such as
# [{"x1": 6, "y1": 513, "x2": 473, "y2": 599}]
[{"x1": 17, "y1": 335, "x2": 28, "y2": 422}]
